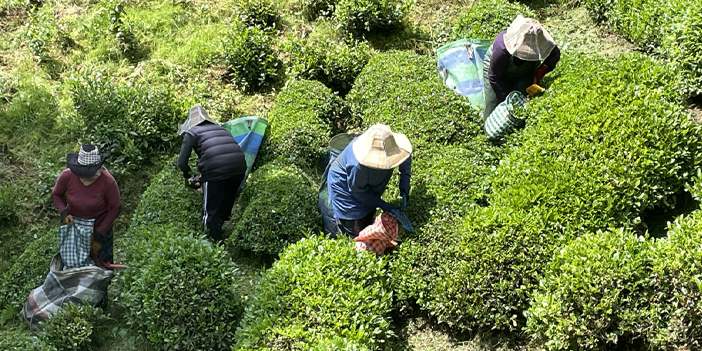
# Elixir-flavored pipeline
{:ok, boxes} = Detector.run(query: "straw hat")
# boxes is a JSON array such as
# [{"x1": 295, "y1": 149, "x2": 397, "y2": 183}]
[
  {"x1": 352, "y1": 124, "x2": 412, "y2": 170},
  {"x1": 503, "y1": 15, "x2": 556, "y2": 61},
  {"x1": 66, "y1": 144, "x2": 109, "y2": 178},
  {"x1": 177, "y1": 104, "x2": 218, "y2": 135}
]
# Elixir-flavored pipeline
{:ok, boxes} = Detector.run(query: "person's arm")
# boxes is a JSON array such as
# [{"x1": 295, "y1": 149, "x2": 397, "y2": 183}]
[
  {"x1": 487, "y1": 46, "x2": 512, "y2": 102},
  {"x1": 51, "y1": 170, "x2": 70, "y2": 219},
  {"x1": 177, "y1": 134, "x2": 196, "y2": 179},
  {"x1": 542, "y1": 45, "x2": 561, "y2": 72},
  {"x1": 398, "y1": 156, "x2": 411, "y2": 195},
  {"x1": 95, "y1": 175, "x2": 121, "y2": 234},
  {"x1": 348, "y1": 165, "x2": 394, "y2": 213}
]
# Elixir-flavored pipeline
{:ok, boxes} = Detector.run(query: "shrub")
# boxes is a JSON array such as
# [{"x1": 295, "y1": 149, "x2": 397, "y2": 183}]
[
  {"x1": 333, "y1": 0, "x2": 409, "y2": 34},
  {"x1": 228, "y1": 159, "x2": 321, "y2": 255},
  {"x1": 300, "y1": 0, "x2": 338, "y2": 20},
  {"x1": 525, "y1": 229, "x2": 654, "y2": 350},
  {"x1": 0, "y1": 330, "x2": 53, "y2": 351},
  {"x1": 68, "y1": 73, "x2": 187, "y2": 174},
  {"x1": 221, "y1": 24, "x2": 280, "y2": 92},
  {"x1": 40, "y1": 303, "x2": 110, "y2": 351},
  {"x1": 264, "y1": 80, "x2": 343, "y2": 168},
  {"x1": 0, "y1": 231, "x2": 56, "y2": 317},
  {"x1": 234, "y1": 0, "x2": 281, "y2": 29},
  {"x1": 120, "y1": 228, "x2": 242, "y2": 351},
  {"x1": 283, "y1": 38, "x2": 375, "y2": 95},
  {"x1": 234, "y1": 235, "x2": 393, "y2": 350},
  {"x1": 0, "y1": 82, "x2": 58, "y2": 142},
  {"x1": 347, "y1": 50, "x2": 482, "y2": 145},
  {"x1": 450, "y1": 0, "x2": 536, "y2": 41},
  {"x1": 0, "y1": 186, "x2": 18, "y2": 226},
  {"x1": 489, "y1": 53, "x2": 702, "y2": 233},
  {"x1": 582, "y1": 0, "x2": 702, "y2": 95},
  {"x1": 647, "y1": 210, "x2": 702, "y2": 349},
  {"x1": 129, "y1": 159, "x2": 203, "y2": 234}
]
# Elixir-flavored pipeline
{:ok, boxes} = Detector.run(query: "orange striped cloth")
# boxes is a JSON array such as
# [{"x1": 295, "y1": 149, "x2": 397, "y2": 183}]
[{"x1": 355, "y1": 212, "x2": 400, "y2": 256}]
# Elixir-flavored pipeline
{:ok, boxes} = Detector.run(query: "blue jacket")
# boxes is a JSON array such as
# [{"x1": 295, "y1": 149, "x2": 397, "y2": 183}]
[{"x1": 327, "y1": 140, "x2": 411, "y2": 220}]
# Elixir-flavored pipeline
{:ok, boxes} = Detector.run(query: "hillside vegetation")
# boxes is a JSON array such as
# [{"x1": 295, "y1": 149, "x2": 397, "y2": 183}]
[{"x1": 1, "y1": 0, "x2": 701, "y2": 349}]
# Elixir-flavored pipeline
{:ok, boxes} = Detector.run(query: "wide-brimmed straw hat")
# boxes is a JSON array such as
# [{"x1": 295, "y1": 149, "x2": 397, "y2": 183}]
[
  {"x1": 177, "y1": 104, "x2": 218, "y2": 135},
  {"x1": 503, "y1": 15, "x2": 556, "y2": 61},
  {"x1": 352, "y1": 124, "x2": 412, "y2": 170},
  {"x1": 66, "y1": 144, "x2": 109, "y2": 178}
]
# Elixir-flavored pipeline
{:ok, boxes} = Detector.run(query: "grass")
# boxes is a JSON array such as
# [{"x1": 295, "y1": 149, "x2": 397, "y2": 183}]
[{"x1": 0, "y1": 0, "x2": 645, "y2": 349}]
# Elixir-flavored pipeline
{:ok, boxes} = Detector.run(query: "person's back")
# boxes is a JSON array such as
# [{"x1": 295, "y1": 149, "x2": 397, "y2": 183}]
[{"x1": 186, "y1": 122, "x2": 246, "y2": 181}]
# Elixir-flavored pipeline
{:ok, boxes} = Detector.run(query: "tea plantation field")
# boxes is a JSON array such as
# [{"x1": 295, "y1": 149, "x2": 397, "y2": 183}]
[{"x1": 1, "y1": 0, "x2": 701, "y2": 349}]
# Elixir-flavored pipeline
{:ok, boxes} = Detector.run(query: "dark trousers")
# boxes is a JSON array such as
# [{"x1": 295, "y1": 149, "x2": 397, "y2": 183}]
[
  {"x1": 92, "y1": 228, "x2": 113, "y2": 265},
  {"x1": 203, "y1": 173, "x2": 245, "y2": 242},
  {"x1": 334, "y1": 211, "x2": 376, "y2": 239}
]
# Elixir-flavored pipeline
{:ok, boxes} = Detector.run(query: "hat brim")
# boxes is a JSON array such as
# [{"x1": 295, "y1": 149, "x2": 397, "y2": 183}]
[
  {"x1": 66, "y1": 153, "x2": 108, "y2": 178},
  {"x1": 353, "y1": 132, "x2": 413, "y2": 170}
]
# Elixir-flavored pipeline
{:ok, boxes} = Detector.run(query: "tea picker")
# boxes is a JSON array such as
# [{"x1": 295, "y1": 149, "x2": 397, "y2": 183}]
[
  {"x1": 319, "y1": 124, "x2": 414, "y2": 239},
  {"x1": 482, "y1": 15, "x2": 561, "y2": 120}
]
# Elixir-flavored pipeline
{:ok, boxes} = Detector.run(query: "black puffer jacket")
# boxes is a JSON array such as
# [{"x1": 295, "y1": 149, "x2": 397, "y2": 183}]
[{"x1": 178, "y1": 122, "x2": 246, "y2": 182}]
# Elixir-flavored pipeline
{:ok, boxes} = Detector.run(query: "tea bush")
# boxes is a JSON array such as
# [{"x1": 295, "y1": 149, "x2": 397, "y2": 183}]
[
  {"x1": 347, "y1": 50, "x2": 481, "y2": 145},
  {"x1": 234, "y1": 0, "x2": 281, "y2": 30},
  {"x1": 0, "y1": 330, "x2": 53, "y2": 351},
  {"x1": 647, "y1": 210, "x2": 702, "y2": 349},
  {"x1": 229, "y1": 159, "x2": 321, "y2": 255},
  {"x1": 120, "y1": 227, "x2": 241, "y2": 351},
  {"x1": 68, "y1": 73, "x2": 187, "y2": 174},
  {"x1": 0, "y1": 186, "x2": 18, "y2": 226},
  {"x1": 40, "y1": 303, "x2": 110, "y2": 351},
  {"x1": 525, "y1": 229, "x2": 654, "y2": 350},
  {"x1": 490, "y1": 53, "x2": 702, "y2": 233},
  {"x1": 234, "y1": 235, "x2": 393, "y2": 350},
  {"x1": 0, "y1": 231, "x2": 55, "y2": 317},
  {"x1": 582, "y1": 0, "x2": 702, "y2": 95},
  {"x1": 450, "y1": 0, "x2": 535, "y2": 41},
  {"x1": 221, "y1": 24, "x2": 280, "y2": 92},
  {"x1": 264, "y1": 80, "x2": 343, "y2": 168},
  {"x1": 283, "y1": 38, "x2": 375, "y2": 95},
  {"x1": 0, "y1": 82, "x2": 58, "y2": 142},
  {"x1": 300, "y1": 0, "x2": 338, "y2": 20},
  {"x1": 333, "y1": 0, "x2": 409, "y2": 33}
]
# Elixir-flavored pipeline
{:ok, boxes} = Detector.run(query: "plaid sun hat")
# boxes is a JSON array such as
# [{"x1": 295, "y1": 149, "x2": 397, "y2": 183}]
[
  {"x1": 352, "y1": 124, "x2": 412, "y2": 170},
  {"x1": 66, "y1": 144, "x2": 109, "y2": 178},
  {"x1": 503, "y1": 15, "x2": 556, "y2": 61},
  {"x1": 177, "y1": 104, "x2": 218, "y2": 135}
]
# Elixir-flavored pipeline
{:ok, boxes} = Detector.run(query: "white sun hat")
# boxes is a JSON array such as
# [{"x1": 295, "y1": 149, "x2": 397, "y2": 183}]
[
  {"x1": 352, "y1": 124, "x2": 412, "y2": 170},
  {"x1": 503, "y1": 15, "x2": 556, "y2": 61}
]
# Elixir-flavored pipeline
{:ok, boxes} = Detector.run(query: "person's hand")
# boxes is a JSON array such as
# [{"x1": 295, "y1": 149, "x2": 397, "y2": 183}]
[
  {"x1": 390, "y1": 208, "x2": 414, "y2": 232},
  {"x1": 534, "y1": 64, "x2": 549, "y2": 84},
  {"x1": 61, "y1": 214, "x2": 74, "y2": 225},
  {"x1": 400, "y1": 190, "x2": 409, "y2": 210}
]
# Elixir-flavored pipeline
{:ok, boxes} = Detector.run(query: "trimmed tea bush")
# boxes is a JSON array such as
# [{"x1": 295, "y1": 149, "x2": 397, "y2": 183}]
[
  {"x1": 264, "y1": 79, "x2": 342, "y2": 167},
  {"x1": 490, "y1": 53, "x2": 702, "y2": 233},
  {"x1": 0, "y1": 330, "x2": 53, "y2": 351},
  {"x1": 333, "y1": 0, "x2": 409, "y2": 34},
  {"x1": 300, "y1": 0, "x2": 338, "y2": 20},
  {"x1": 450, "y1": 0, "x2": 536, "y2": 41},
  {"x1": 69, "y1": 73, "x2": 186, "y2": 173},
  {"x1": 525, "y1": 229, "x2": 653, "y2": 350},
  {"x1": 234, "y1": 0, "x2": 281, "y2": 29},
  {"x1": 129, "y1": 159, "x2": 203, "y2": 234},
  {"x1": 234, "y1": 235, "x2": 393, "y2": 350},
  {"x1": 647, "y1": 210, "x2": 702, "y2": 349},
  {"x1": 283, "y1": 38, "x2": 375, "y2": 95},
  {"x1": 40, "y1": 303, "x2": 110, "y2": 351},
  {"x1": 583, "y1": 0, "x2": 702, "y2": 95},
  {"x1": 229, "y1": 159, "x2": 321, "y2": 255},
  {"x1": 120, "y1": 227, "x2": 241, "y2": 351},
  {"x1": 0, "y1": 232, "x2": 56, "y2": 316},
  {"x1": 347, "y1": 50, "x2": 481, "y2": 145},
  {"x1": 221, "y1": 24, "x2": 280, "y2": 92}
]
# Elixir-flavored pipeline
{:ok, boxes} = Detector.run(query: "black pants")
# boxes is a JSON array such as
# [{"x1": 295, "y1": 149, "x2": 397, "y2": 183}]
[
  {"x1": 203, "y1": 173, "x2": 245, "y2": 242},
  {"x1": 334, "y1": 211, "x2": 376, "y2": 239}
]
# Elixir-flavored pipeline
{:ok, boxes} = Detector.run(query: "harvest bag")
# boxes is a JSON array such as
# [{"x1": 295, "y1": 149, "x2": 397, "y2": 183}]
[
  {"x1": 58, "y1": 217, "x2": 95, "y2": 269},
  {"x1": 354, "y1": 212, "x2": 400, "y2": 256},
  {"x1": 22, "y1": 253, "x2": 115, "y2": 332},
  {"x1": 221, "y1": 116, "x2": 268, "y2": 195},
  {"x1": 437, "y1": 38, "x2": 493, "y2": 108},
  {"x1": 484, "y1": 91, "x2": 528, "y2": 140}
]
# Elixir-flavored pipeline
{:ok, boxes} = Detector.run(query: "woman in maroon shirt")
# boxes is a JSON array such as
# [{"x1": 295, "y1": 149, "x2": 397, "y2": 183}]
[{"x1": 52, "y1": 144, "x2": 121, "y2": 265}]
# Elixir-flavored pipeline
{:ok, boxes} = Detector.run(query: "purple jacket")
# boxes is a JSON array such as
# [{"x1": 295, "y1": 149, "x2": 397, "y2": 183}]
[{"x1": 488, "y1": 30, "x2": 561, "y2": 102}]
